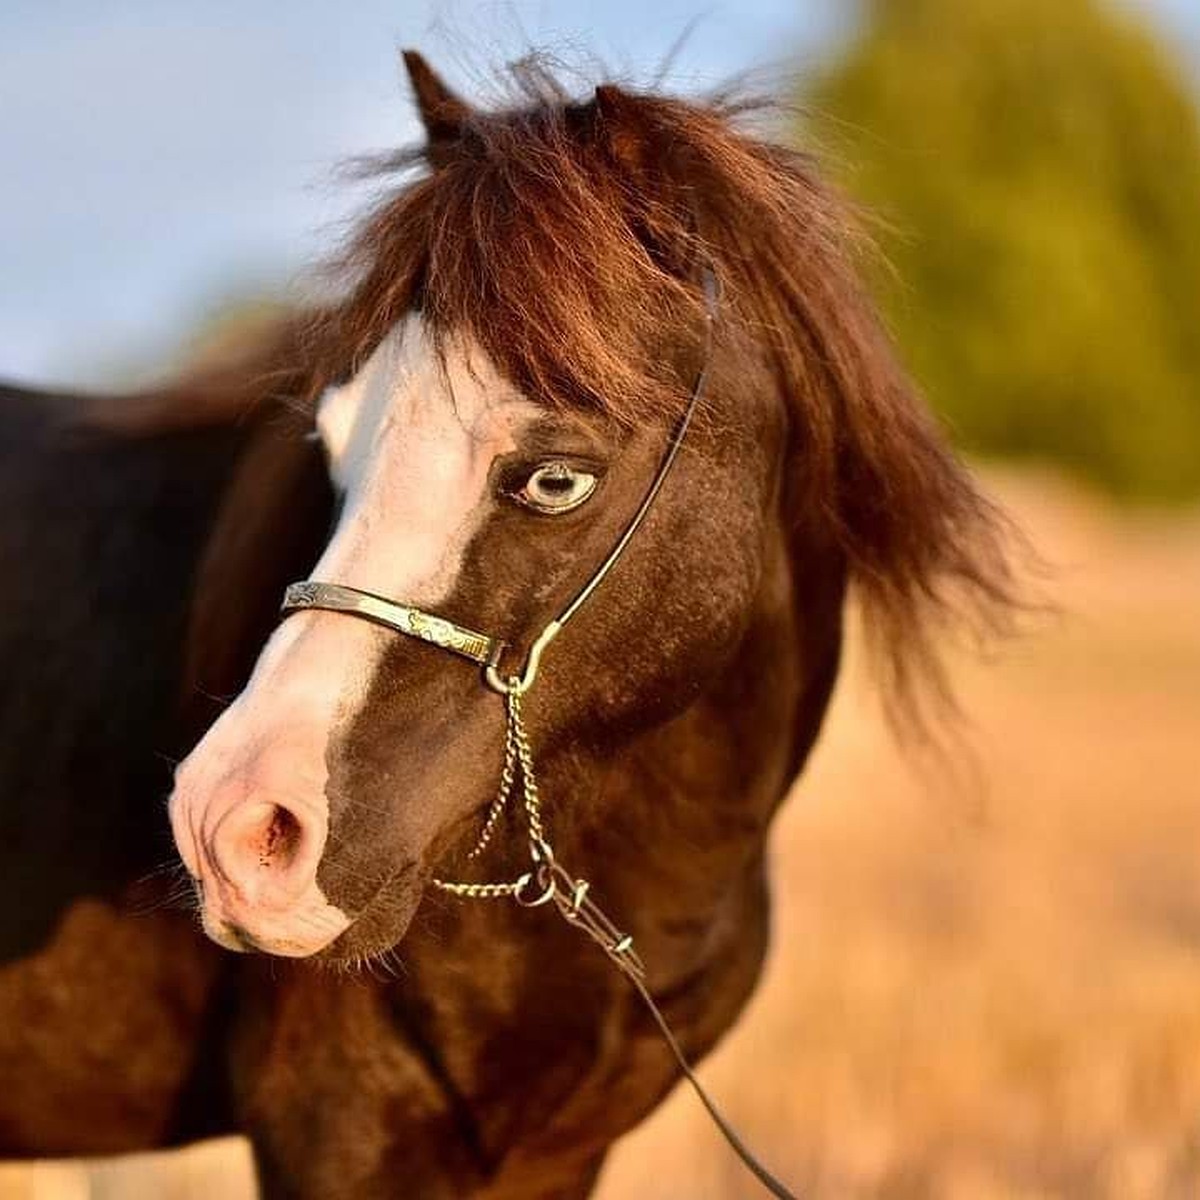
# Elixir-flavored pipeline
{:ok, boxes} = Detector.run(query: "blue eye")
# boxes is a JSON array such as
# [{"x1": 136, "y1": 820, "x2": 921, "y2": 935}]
[{"x1": 515, "y1": 462, "x2": 598, "y2": 514}]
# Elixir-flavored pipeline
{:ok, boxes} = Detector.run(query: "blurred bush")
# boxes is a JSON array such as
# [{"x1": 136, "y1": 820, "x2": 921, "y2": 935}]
[{"x1": 802, "y1": 0, "x2": 1200, "y2": 501}]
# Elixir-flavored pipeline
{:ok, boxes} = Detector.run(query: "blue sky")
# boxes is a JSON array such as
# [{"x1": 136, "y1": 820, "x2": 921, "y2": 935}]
[{"x1": 1, "y1": 1, "x2": 1195, "y2": 387}]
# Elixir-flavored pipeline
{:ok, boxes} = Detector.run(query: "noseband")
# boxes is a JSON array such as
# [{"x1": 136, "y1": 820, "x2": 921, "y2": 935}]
[{"x1": 279, "y1": 269, "x2": 798, "y2": 1200}]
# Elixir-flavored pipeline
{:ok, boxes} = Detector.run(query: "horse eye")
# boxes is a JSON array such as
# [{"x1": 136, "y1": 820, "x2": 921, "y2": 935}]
[{"x1": 514, "y1": 462, "x2": 598, "y2": 514}]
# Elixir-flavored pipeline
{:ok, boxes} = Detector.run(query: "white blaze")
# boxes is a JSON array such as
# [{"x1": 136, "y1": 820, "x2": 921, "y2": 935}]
[
  {"x1": 170, "y1": 317, "x2": 537, "y2": 955},
  {"x1": 314, "y1": 315, "x2": 534, "y2": 599}
]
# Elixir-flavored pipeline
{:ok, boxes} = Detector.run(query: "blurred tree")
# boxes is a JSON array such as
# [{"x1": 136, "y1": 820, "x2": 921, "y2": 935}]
[{"x1": 803, "y1": 0, "x2": 1200, "y2": 500}]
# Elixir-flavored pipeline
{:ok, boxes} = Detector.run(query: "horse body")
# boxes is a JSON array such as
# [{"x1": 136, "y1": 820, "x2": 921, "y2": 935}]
[
  {"x1": 0, "y1": 54, "x2": 1013, "y2": 1198},
  {"x1": 0, "y1": 374, "x2": 838, "y2": 1195},
  {"x1": 0, "y1": 384, "x2": 238, "y2": 1151}
]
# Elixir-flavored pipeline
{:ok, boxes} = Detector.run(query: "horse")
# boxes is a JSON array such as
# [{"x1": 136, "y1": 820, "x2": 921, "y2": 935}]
[{"x1": 0, "y1": 52, "x2": 1015, "y2": 1199}]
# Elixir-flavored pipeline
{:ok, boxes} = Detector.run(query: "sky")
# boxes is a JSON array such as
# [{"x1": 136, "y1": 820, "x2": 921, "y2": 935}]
[{"x1": 1, "y1": 0, "x2": 1196, "y2": 388}]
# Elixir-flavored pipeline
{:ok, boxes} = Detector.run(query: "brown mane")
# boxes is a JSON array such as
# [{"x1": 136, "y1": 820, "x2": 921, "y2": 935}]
[{"x1": 124, "y1": 58, "x2": 1020, "y2": 718}]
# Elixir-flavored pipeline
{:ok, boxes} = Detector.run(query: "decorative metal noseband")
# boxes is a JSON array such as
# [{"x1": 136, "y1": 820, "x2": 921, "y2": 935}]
[{"x1": 281, "y1": 581, "x2": 503, "y2": 670}]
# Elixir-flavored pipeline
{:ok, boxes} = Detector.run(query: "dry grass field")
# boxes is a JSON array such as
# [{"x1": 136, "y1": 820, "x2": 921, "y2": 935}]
[{"x1": 2, "y1": 468, "x2": 1198, "y2": 1199}]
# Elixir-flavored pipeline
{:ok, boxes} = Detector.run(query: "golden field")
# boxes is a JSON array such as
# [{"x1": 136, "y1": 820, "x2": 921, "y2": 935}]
[{"x1": 2, "y1": 468, "x2": 1198, "y2": 1199}]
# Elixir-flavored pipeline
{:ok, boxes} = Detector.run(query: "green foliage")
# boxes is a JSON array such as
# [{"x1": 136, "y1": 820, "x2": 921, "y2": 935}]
[{"x1": 802, "y1": 0, "x2": 1200, "y2": 500}]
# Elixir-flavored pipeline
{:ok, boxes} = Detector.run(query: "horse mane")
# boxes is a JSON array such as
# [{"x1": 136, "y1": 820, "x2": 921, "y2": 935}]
[{"x1": 110, "y1": 56, "x2": 1021, "y2": 723}]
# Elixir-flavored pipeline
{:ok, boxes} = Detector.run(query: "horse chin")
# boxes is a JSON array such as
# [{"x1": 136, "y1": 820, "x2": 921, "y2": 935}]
[{"x1": 310, "y1": 860, "x2": 426, "y2": 966}]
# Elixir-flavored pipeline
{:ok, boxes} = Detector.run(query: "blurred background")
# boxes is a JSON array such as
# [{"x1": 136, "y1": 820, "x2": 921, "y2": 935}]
[{"x1": 1, "y1": 1, "x2": 1198, "y2": 1197}]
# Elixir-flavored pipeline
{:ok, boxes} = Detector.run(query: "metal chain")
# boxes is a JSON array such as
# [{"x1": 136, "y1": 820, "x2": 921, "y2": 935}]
[
  {"x1": 506, "y1": 688, "x2": 549, "y2": 856},
  {"x1": 464, "y1": 693, "x2": 520, "y2": 862},
  {"x1": 430, "y1": 679, "x2": 549, "y2": 899},
  {"x1": 429, "y1": 679, "x2": 637, "y2": 982}
]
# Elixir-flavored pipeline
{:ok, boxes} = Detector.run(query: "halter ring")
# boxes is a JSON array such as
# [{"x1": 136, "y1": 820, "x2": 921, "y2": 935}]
[
  {"x1": 483, "y1": 621, "x2": 562, "y2": 696},
  {"x1": 513, "y1": 869, "x2": 557, "y2": 908}
]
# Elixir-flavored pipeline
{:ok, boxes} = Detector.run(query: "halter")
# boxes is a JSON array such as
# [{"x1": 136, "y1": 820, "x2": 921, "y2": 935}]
[{"x1": 279, "y1": 269, "x2": 798, "y2": 1200}]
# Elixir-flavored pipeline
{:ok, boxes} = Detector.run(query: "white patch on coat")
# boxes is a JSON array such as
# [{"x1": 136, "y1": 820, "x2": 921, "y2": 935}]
[{"x1": 169, "y1": 317, "x2": 538, "y2": 955}]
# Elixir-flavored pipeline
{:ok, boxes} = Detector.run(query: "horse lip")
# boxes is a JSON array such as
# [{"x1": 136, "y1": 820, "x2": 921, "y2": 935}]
[
  {"x1": 200, "y1": 910, "x2": 254, "y2": 954},
  {"x1": 201, "y1": 906, "x2": 349, "y2": 958}
]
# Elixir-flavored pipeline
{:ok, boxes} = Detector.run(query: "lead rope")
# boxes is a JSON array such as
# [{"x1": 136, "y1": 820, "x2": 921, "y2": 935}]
[{"x1": 432, "y1": 680, "x2": 799, "y2": 1200}]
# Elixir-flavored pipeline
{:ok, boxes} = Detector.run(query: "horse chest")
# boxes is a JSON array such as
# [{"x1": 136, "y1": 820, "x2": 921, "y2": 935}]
[{"x1": 224, "y1": 887, "x2": 766, "y2": 1198}]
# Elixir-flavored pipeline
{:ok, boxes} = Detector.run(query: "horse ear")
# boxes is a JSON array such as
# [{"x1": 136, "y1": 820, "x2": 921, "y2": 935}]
[
  {"x1": 593, "y1": 83, "x2": 701, "y2": 277},
  {"x1": 592, "y1": 83, "x2": 651, "y2": 172},
  {"x1": 401, "y1": 50, "x2": 471, "y2": 165},
  {"x1": 592, "y1": 83, "x2": 626, "y2": 119}
]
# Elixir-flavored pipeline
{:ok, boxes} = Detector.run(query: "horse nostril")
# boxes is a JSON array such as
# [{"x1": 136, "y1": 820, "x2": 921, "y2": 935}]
[
  {"x1": 209, "y1": 800, "x2": 318, "y2": 903},
  {"x1": 259, "y1": 804, "x2": 303, "y2": 871}
]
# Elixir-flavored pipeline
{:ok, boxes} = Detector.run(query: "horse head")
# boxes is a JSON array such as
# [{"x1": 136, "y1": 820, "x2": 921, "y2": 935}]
[{"x1": 169, "y1": 54, "x2": 1014, "y2": 964}]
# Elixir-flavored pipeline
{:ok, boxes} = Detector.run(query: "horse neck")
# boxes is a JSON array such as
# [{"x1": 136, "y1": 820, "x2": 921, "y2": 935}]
[{"x1": 538, "y1": 518, "x2": 847, "y2": 982}]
